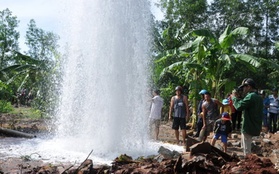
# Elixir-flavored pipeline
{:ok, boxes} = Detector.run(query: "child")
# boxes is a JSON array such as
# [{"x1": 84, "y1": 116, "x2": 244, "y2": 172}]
[
  {"x1": 221, "y1": 99, "x2": 232, "y2": 117},
  {"x1": 211, "y1": 112, "x2": 232, "y2": 152}
]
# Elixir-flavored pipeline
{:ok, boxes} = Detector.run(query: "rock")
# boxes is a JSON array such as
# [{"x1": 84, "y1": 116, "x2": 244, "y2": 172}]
[
  {"x1": 265, "y1": 133, "x2": 272, "y2": 138},
  {"x1": 190, "y1": 142, "x2": 212, "y2": 156},
  {"x1": 262, "y1": 138, "x2": 271, "y2": 144},
  {"x1": 251, "y1": 143, "x2": 262, "y2": 155},
  {"x1": 231, "y1": 141, "x2": 241, "y2": 147},
  {"x1": 215, "y1": 143, "x2": 223, "y2": 151},
  {"x1": 231, "y1": 133, "x2": 238, "y2": 139},
  {"x1": 157, "y1": 146, "x2": 179, "y2": 159}
]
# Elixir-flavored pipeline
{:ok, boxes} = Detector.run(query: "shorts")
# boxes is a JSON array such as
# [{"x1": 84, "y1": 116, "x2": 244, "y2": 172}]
[
  {"x1": 149, "y1": 118, "x2": 160, "y2": 128},
  {"x1": 172, "y1": 117, "x2": 186, "y2": 130},
  {"x1": 213, "y1": 133, "x2": 228, "y2": 143}
]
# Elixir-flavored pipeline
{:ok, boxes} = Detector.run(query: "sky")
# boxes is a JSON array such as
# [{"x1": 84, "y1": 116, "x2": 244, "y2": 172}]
[
  {"x1": 0, "y1": 0, "x2": 164, "y2": 52},
  {"x1": 0, "y1": 0, "x2": 63, "y2": 51}
]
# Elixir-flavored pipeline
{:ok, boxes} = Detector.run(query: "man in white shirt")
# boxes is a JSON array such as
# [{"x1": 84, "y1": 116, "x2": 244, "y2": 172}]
[
  {"x1": 268, "y1": 88, "x2": 279, "y2": 133},
  {"x1": 149, "y1": 89, "x2": 164, "y2": 140}
]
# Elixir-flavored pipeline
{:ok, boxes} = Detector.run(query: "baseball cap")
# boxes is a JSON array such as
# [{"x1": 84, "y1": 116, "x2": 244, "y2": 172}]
[
  {"x1": 221, "y1": 112, "x2": 230, "y2": 120},
  {"x1": 199, "y1": 89, "x2": 208, "y2": 95},
  {"x1": 175, "y1": 86, "x2": 183, "y2": 92},
  {"x1": 222, "y1": 99, "x2": 229, "y2": 105},
  {"x1": 238, "y1": 78, "x2": 256, "y2": 89}
]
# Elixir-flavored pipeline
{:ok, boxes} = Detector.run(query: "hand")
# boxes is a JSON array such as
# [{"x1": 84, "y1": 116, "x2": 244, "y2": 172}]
[{"x1": 231, "y1": 90, "x2": 240, "y2": 98}]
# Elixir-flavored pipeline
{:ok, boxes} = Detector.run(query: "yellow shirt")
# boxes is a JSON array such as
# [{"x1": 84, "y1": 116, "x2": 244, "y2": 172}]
[{"x1": 220, "y1": 105, "x2": 232, "y2": 116}]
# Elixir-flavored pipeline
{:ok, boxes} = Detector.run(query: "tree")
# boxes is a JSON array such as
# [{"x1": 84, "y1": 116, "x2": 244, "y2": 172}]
[
  {"x1": 0, "y1": 8, "x2": 20, "y2": 70},
  {"x1": 158, "y1": 26, "x2": 261, "y2": 111},
  {"x1": 208, "y1": 0, "x2": 279, "y2": 88},
  {"x1": 23, "y1": 19, "x2": 61, "y2": 116},
  {"x1": 152, "y1": 1, "x2": 208, "y2": 109}
]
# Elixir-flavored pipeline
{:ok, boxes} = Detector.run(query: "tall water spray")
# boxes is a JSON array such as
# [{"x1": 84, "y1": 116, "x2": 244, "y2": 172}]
[
  {"x1": 55, "y1": 0, "x2": 153, "y2": 157},
  {"x1": 0, "y1": 1, "x2": 185, "y2": 164}
]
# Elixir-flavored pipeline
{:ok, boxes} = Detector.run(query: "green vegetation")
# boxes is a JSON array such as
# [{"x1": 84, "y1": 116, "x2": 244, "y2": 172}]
[
  {"x1": 0, "y1": 8, "x2": 61, "y2": 118},
  {"x1": 9, "y1": 107, "x2": 42, "y2": 119},
  {"x1": 1, "y1": 1, "x2": 279, "y2": 119},
  {"x1": 152, "y1": 0, "x2": 279, "y2": 117},
  {"x1": 0, "y1": 100, "x2": 13, "y2": 113}
]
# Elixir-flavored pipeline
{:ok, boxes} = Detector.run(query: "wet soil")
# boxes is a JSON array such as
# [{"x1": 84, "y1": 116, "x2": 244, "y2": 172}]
[{"x1": 0, "y1": 113, "x2": 279, "y2": 173}]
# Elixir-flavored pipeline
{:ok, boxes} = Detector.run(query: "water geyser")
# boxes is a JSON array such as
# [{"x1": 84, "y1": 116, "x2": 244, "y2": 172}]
[{"x1": 54, "y1": 0, "x2": 153, "y2": 159}]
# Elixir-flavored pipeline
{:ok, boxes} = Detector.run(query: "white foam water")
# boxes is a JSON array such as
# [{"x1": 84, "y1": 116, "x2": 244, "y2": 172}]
[
  {"x1": 53, "y1": 0, "x2": 153, "y2": 162},
  {"x1": 0, "y1": 0, "x2": 185, "y2": 165}
]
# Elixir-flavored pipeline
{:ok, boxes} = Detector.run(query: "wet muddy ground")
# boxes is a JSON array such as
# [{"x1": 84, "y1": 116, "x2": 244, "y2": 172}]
[{"x1": 0, "y1": 114, "x2": 279, "y2": 173}]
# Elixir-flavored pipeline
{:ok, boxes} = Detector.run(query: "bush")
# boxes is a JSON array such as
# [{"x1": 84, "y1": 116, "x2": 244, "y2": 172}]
[{"x1": 0, "y1": 100, "x2": 14, "y2": 113}]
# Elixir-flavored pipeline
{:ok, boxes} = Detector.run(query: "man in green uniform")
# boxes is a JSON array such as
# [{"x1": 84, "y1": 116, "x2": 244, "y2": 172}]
[{"x1": 231, "y1": 78, "x2": 263, "y2": 156}]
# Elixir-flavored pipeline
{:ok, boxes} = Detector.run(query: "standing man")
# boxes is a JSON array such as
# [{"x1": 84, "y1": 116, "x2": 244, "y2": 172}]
[
  {"x1": 194, "y1": 89, "x2": 207, "y2": 137},
  {"x1": 168, "y1": 86, "x2": 190, "y2": 145},
  {"x1": 232, "y1": 78, "x2": 263, "y2": 156},
  {"x1": 268, "y1": 88, "x2": 279, "y2": 134},
  {"x1": 149, "y1": 89, "x2": 164, "y2": 140},
  {"x1": 260, "y1": 90, "x2": 270, "y2": 133},
  {"x1": 201, "y1": 92, "x2": 223, "y2": 141}
]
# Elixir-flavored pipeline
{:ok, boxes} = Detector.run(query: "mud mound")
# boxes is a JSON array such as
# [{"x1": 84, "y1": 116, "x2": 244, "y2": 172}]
[{"x1": 222, "y1": 154, "x2": 278, "y2": 174}]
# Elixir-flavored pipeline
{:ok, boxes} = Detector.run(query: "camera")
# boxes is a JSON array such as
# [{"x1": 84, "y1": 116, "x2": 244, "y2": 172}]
[{"x1": 232, "y1": 87, "x2": 244, "y2": 98}]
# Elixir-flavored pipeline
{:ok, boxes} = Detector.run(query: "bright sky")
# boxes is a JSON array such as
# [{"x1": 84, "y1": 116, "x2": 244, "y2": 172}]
[
  {"x1": 0, "y1": 0, "x2": 64, "y2": 51},
  {"x1": 0, "y1": 0, "x2": 164, "y2": 52}
]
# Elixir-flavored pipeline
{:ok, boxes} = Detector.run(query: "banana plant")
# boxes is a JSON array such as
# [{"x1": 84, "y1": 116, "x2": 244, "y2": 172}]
[{"x1": 158, "y1": 26, "x2": 261, "y2": 111}]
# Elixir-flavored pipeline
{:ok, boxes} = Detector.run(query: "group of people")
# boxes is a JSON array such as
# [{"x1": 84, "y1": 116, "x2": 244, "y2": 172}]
[
  {"x1": 15, "y1": 88, "x2": 34, "y2": 107},
  {"x1": 261, "y1": 88, "x2": 279, "y2": 134},
  {"x1": 148, "y1": 77, "x2": 275, "y2": 157}
]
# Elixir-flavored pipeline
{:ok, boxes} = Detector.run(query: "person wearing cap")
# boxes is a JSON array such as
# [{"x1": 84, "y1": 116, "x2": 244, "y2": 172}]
[
  {"x1": 168, "y1": 86, "x2": 190, "y2": 145},
  {"x1": 194, "y1": 89, "x2": 207, "y2": 137},
  {"x1": 220, "y1": 98, "x2": 232, "y2": 117},
  {"x1": 210, "y1": 112, "x2": 232, "y2": 152},
  {"x1": 228, "y1": 92, "x2": 242, "y2": 131},
  {"x1": 260, "y1": 90, "x2": 270, "y2": 133},
  {"x1": 231, "y1": 78, "x2": 263, "y2": 156},
  {"x1": 268, "y1": 88, "x2": 279, "y2": 133},
  {"x1": 149, "y1": 89, "x2": 164, "y2": 140}
]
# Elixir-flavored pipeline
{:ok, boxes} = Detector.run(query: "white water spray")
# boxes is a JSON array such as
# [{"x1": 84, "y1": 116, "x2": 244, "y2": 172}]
[
  {"x1": 0, "y1": 0, "x2": 184, "y2": 165},
  {"x1": 55, "y1": 0, "x2": 152, "y2": 157}
]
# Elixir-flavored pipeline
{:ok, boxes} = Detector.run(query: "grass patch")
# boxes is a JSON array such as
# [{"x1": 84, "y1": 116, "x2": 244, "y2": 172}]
[{"x1": 9, "y1": 107, "x2": 42, "y2": 119}]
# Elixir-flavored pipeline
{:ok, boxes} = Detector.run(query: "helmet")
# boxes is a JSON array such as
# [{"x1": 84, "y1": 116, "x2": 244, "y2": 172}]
[
  {"x1": 199, "y1": 89, "x2": 208, "y2": 95},
  {"x1": 175, "y1": 86, "x2": 183, "y2": 92}
]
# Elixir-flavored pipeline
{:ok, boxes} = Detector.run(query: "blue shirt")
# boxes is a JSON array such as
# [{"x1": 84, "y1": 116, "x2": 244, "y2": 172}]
[{"x1": 263, "y1": 97, "x2": 270, "y2": 115}]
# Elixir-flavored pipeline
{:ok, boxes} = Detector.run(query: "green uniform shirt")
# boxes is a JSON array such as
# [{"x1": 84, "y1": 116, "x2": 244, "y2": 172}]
[{"x1": 232, "y1": 91, "x2": 263, "y2": 136}]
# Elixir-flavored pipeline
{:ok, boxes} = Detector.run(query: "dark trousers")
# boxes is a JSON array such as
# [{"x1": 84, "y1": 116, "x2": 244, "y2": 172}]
[
  {"x1": 269, "y1": 112, "x2": 278, "y2": 133},
  {"x1": 232, "y1": 110, "x2": 242, "y2": 130}
]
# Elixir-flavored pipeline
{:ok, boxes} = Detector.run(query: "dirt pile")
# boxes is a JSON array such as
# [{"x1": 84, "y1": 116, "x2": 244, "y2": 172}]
[{"x1": 223, "y1": 154, "x2": 278, "y2": 174}]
